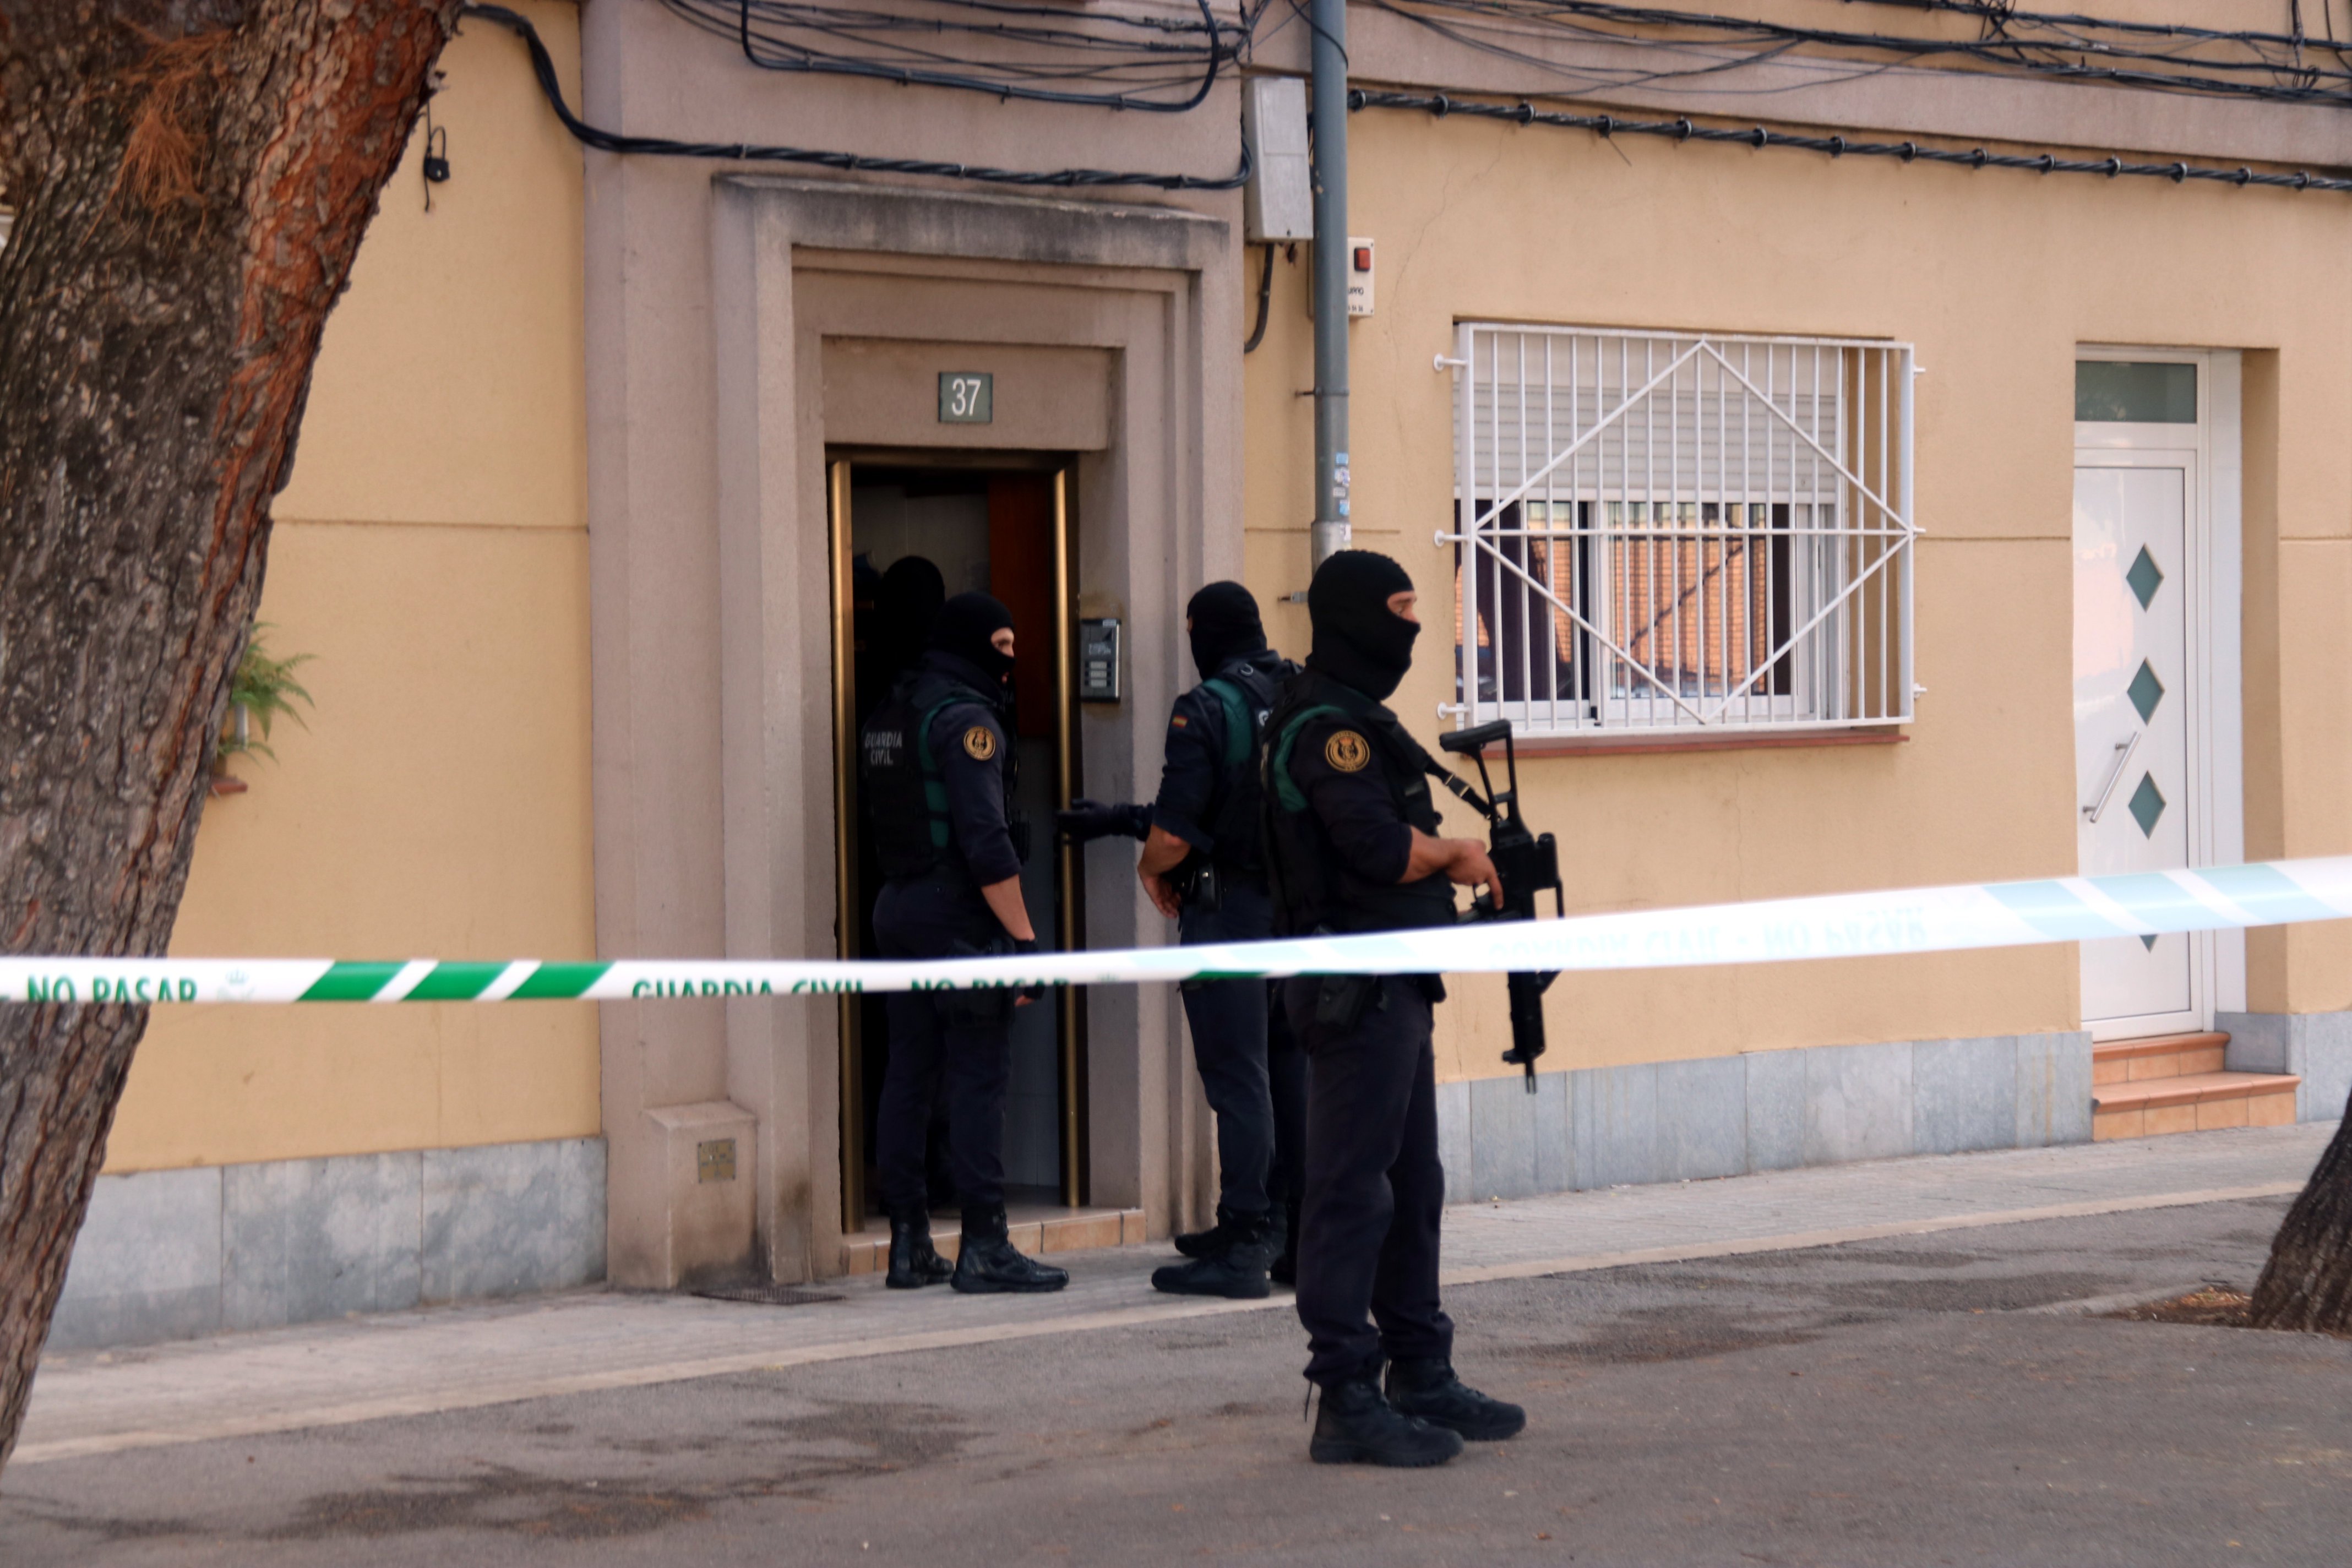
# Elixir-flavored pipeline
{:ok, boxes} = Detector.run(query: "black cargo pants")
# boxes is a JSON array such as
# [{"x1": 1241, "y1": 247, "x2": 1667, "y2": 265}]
[
  {"x1": 1178, "y1": 881, "x2": 1290, "y2": 1218},
  {"x1": 1283, "y1": 972, "x2": 1455, "y2": 1387},
  {"x1": 873, "y1": 874, "x2": 1014, "y2": 1213}
]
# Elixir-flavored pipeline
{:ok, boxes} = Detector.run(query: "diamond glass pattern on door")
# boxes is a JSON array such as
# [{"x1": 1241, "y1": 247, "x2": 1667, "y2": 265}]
[
  {"x1": 2074, "y1": 428, "x2": 2195, "y2": 1032},
  {"x1": 2127, "y1": 773, "x2": 2166, "y2": 837}
]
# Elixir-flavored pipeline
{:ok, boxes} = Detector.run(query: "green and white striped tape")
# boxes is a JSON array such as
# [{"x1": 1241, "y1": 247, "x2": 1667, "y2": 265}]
[{"x1": 2, "y1": 856, "x2": 2347, "y2": 1005}]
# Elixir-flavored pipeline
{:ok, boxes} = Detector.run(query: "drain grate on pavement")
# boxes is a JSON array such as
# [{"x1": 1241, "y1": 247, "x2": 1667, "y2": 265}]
[{"x1": 689, "y1": 1282, "x2": 846, "y2": 1307}]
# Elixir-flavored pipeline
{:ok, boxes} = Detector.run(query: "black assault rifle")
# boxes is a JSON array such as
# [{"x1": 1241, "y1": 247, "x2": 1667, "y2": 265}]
[{"x1": 1430, "y1": 720, "x2": 1564, "y2": 1093}]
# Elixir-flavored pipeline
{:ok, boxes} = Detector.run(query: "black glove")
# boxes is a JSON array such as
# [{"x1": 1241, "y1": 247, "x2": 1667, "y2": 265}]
[
  {"x1": 1057, "y1": 798, "x2": 1152, "y2": 844},
  {"x1": 1011, "y1": 935, "x2": 1047, "y2": 1001}
]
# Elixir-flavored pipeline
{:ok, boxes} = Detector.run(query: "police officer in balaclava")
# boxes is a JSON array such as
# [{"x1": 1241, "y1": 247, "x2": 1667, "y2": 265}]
[
  {"x1": 854, "y1": 554, "x2": 954, "y2": 1202},
  {"x1": 861, "y1": 591, "x2": 1066, "y2": 1295},
  {"x1": 1060, "y1": 582, "x2": 1308, "y2": 1298},
  {"x1": 1260, "y1": 550, "x2": 1527, "y2": 1466}
]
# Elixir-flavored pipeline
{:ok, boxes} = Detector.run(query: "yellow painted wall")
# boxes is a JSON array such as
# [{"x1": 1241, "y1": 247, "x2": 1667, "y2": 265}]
[
  {"x1": 1241, "y1": 105, "x2": 2352, "y2": 1086},
  {"x1": 97, "y1": 0, "x2": 2352, "y2": 1157},
  {"x1": 106, "y1": 2, "x2": 594, "y2": 1172}
]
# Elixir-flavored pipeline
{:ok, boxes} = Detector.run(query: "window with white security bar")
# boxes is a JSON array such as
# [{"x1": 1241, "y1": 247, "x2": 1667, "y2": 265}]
[{"x1": 1446, "y1": 325, "x2": 1915, "y2": 738}]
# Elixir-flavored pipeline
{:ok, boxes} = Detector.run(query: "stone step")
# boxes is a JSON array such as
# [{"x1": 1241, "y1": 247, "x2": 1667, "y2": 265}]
[
  {"x1": 2092, "y1": 1069, "x2": 2299, "y2": 1141},
  {"x1": 2092, "y1": 1031, "x2": 2230, "y2": 1086},
  {"x1": 838, "y1": 1203, "x2": 1147, "y2": 1277}
]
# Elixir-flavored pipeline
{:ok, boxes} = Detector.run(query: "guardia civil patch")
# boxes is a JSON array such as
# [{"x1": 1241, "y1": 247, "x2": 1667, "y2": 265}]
[
  {"x1": 963, "y1": 726, "x2": 998, "y2": 761},
  {"x1": 1325, "y1": 731, "x2": 1371, "y2": 773}
]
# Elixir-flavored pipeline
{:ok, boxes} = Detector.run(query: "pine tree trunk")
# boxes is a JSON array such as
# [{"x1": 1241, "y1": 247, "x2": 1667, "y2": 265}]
[
  {"x1": 2249, "y1": 1081, "x2": 2352, "y2": 1333},
  {"x1": 0, "y1": 0, "x2": 460, "y2": 1473}
]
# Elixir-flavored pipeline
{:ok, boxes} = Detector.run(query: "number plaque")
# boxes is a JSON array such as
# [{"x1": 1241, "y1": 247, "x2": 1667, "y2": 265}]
[{"x1": 938, "y1": 372, "x2": 993, "y2": 424}]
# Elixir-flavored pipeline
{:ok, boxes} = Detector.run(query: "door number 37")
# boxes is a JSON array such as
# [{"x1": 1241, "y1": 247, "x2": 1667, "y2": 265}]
[{"x1": 938, "y1": 372, "x2": 994, "y2": 424}]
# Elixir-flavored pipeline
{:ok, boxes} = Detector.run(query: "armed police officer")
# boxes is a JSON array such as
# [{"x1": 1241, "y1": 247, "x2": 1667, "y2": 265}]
[
  {"x1": 1060, "y1": 583, "x2": 1307, "y2": 1299},
  {"x1": 859, "y1": 592, "x2": 1068, "y2": 1296},
  {"x1": 1262, "y1": 551, "x2": 1526, "y2": 1467}
]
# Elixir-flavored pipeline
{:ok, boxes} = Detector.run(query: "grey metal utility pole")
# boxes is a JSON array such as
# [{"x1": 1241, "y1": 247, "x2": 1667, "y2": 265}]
[{"x1": 1309, "y1": 0, "x2": 1349, "y2": 567}]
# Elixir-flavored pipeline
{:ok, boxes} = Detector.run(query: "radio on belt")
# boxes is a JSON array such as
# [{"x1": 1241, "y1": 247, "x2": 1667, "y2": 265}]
[{"x1": 1077, "y1": 618, "x2": 1121, "y2": 701}]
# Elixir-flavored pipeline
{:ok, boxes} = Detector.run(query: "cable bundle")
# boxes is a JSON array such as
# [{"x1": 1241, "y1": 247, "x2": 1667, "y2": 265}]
[
  {"x1": 463, "y1": 5, "x2": 1251, "y2": 189},
  {"x1": 1371, "y1": 0, "x2": 2352, "y2": 107},
  {"x1": 1351, "y1": 86, "x2": 2352, "y2": 192},
  {"x1": 658, "y1": 0, "x2": 1238, "y2": 111}
]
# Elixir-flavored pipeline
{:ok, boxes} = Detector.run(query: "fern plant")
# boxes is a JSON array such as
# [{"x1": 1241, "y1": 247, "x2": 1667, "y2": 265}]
[{"x1": 216, "y1": 624, "x2": 315, "y2": 766}]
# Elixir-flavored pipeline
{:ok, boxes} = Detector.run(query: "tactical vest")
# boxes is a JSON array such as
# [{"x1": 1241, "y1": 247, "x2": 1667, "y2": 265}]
[
  {"x1": 859, "y1": 668, "x2": 1014, "y2": 883},
  {"x1": 1194, "y1": 656, "x2": 1292, "y2": 878},
  {"x1": 1260, "y1": 670, "x2": 1458, "y2": 937}
]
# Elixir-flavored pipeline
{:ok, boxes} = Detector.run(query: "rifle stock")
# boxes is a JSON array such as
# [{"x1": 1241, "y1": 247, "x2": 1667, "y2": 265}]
[{"x1": 1434, "y1": 721, "x2": 1565, "y2": 1092}]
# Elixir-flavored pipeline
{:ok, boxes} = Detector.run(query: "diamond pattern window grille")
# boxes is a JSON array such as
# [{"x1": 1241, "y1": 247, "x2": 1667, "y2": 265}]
[
  {"x1": 2127, "y1": 772, "x2": 2166, "y2": 838},
  {"x1": 2125, "y1": 546, "x2": 2164, "y2": 611},
  {"x1": 1449, "y1": 325, "x2": 1915, "y2": 737},
  {"x1": 2126, "y1": 660, "x2": 2165, "y2": 723}
]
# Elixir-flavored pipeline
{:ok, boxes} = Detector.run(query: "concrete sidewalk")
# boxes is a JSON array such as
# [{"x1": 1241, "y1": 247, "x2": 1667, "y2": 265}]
[{"x1": 17, "y1": 1120, "x2": 2332, "y2": 1467}]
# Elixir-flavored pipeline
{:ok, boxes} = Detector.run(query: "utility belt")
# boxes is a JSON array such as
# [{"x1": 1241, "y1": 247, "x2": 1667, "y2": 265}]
[
  {"x1": 1298, "y1": 924, "x2": 1446, "y2": 1030},
  {"x1": 1170, "y1": 856, "x2": 1265, "y2": 914},
  {"x1": 1300, "y1": 972, "x2": 1446, "y2": 1031}
]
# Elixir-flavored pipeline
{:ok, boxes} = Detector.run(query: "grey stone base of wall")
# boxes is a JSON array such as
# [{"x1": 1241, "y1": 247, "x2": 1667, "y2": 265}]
[
  {"x1": 51, "y1": 1135, "x2": 606, "y2": 1352},
  {"x1": 2220, "y1": 1011, "x2": 2352, "y2": 1124},
  {"x1": 1439, "y1": 1033, "x2": 2093, "y2": 1204}
]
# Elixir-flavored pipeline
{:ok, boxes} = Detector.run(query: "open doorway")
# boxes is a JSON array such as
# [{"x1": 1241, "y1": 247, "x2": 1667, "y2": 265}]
[{"x1": 828, "y1": 457, "x2": 1085, "y2": 1231}]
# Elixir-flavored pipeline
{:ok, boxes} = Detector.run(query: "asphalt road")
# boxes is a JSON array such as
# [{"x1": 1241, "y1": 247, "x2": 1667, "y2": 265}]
[{"x1": 6, "y1": 1195, "x2": 2347, "y2": 1566}]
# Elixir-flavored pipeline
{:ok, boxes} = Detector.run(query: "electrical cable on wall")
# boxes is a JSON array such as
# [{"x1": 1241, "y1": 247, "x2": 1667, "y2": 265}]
[
  {"x1": 1847, "y1": 0, "x2": 2344, "y2": 55},
  {"x1": 1349, "y1": 85, "x2": 2352, "y2": 192},
  {"x1": 1243, "y1": 242, "x2": 1277, "y2": 352},
  {"x1": 464, "y1": 1, "x2": 2352, "y2": 222},
  {"x1": 420, "y1": 97, "x2": 450, "y2": 211},
  {"x1": 461, "y1": 6, "x2": 1251, "y2": 191},
  {"x1": 658, "y1": 0, "x2": 1235, "y2": 111},
  {"x1": 1368, "y1": 0, "x2": 2352, "y2": 105}
]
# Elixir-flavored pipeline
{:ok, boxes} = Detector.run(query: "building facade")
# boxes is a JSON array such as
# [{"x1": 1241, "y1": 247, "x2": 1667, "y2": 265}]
[{"x1": 53, "y1": 0, "x2": 2352, "y2": 1347}]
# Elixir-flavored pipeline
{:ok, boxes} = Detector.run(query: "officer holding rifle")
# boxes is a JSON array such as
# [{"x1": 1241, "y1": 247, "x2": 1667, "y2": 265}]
[
  {"x1": 1060, "y1": 582, "x2": 1308, "y2": 1299},
  {"x1": 1261, "y1": 550, "x2": 1527, "y2": 1467}
]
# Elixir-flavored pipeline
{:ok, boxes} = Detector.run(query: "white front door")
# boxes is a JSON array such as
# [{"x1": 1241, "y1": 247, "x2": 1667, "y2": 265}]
[{"x1": 2073, "y1": 458, "x2": 2195, "y2": 1033}]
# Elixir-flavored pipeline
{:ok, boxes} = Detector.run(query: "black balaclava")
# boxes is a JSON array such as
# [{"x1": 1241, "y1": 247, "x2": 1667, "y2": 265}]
[
  {"x1": 1305, "y1": 550, "x2": 1418, "y2": 701},
  {"x1": 1186, "y1": 581, "x2": 1265, "y2": 678},
  {"x1": 929, "y1": 591, "x2": 1017, "y2": 690},
  {"x1": 877, "y1": 555, "x2": 946, "y2": 676}
]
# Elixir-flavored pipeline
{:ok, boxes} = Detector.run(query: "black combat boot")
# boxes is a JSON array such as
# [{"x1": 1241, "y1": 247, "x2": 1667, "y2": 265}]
[
  {"x1": 950, "y1": 1202, "x2": 1069, "y2": 1294},
  {"x1": 1309, "y1": 1369, "x2": 1464, "y2": 1467},
  {"x1": 1172, "y1": 1207, "x2": 1239, "y2": 1260},
  {"x1": 1151, "y1": 1208, "x2": 1273, "y2": 1299},
  {"x1": 884, "y1": 1207, "x2": 954, "y2": 1290},
  {"x1": 1384, "y1": 1357, "x2": 1526, "y2": 1441},
  {"x1": 1268, "y1": 1196, "x2": 1301, "y2": 1287}
]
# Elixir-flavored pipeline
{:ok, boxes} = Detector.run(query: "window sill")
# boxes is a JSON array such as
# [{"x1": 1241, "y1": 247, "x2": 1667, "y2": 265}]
[{"x1": 1466, "y1": 727, "x2": 1909, "y2": 760}]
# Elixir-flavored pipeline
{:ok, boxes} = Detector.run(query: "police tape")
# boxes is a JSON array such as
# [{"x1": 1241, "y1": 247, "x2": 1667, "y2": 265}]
[{"x1": 3, "y1": 856, "x2": 2349, "y2": 1006}]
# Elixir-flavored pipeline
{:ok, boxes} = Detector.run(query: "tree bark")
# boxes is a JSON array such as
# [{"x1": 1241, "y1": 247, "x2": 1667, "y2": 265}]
[
  {"x1": 0, "y1": 0, "x2": 460, "y2": 1472},
  {"x1": 2250, "y1": 1081, "x2": 2352, "y2": 1332}
]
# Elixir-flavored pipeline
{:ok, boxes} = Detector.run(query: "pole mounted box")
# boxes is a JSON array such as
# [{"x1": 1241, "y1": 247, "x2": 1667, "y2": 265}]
[
  {"x1": 1303, "y1": 236, "x2": 1375, "y2": 319},
  {"x1": 1242, "y1": 77, "x2": 1313, "y2": 242}
]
